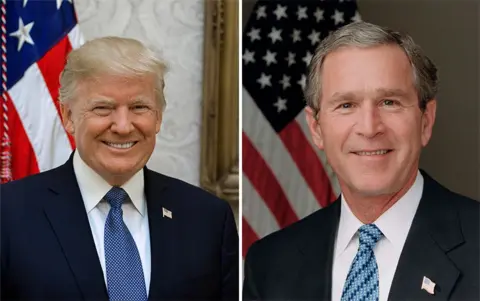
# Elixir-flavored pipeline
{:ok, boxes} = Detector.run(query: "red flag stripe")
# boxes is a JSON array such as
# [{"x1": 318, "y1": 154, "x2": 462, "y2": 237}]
[
  {"x1": 242, "y1": 217, "x2": 260, "y2": 257},
  {"x1": 36, "y1": 35, "x2": 75, "y2": 150},
  {"x1": 242, "y1": 132, "x2": 299, "y2": 228},
  {"x1": 6, "y1": 92, "x2": 40, "y2": 179},
  {"x1": 278, "y1": 121, "x2": 337, "y2": 208}
]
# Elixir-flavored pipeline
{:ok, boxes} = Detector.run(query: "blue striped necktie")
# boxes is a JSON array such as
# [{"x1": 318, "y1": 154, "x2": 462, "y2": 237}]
[
  {"x1": 341, "y1": 224, "x2": 383, "y2": 301},
  {"x1": 104, "y1": 187, "x2": 147, "y2": 301}
]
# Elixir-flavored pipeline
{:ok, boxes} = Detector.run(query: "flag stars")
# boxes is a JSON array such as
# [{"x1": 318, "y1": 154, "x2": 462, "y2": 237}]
[
  {"x1": 243, "y1": 49, "x2": 255, "y2": 65},
  {"x1": 263, "y1": 50, "x2": 277, "y2": 66},
  {"x1": 247, "y1": 28, "x2": 261, "y2": 42},
  {"x1": 352, "y1": 11, "x2": 362, "y2": 22},
  {"x1": 302, "y1": 51, "x2": 313, "y2": 66},
  {"x1": 286, "y1": 52, "x2": 296, "y2": 66},
  {"x1": 257, "y1": 73, "x2": 272, "y2": 88},
  {"x1": 9, "y1": 17, "x2": 35, "y2": 52},
  {"x1": 280, "y1": 75, "x2": 291, "y2": 90},
  {"x1": 256, "y1": 5, "x2": 267, "y2": 19},
  {"x1": 297, "y1": 6, "x2": 308, "y2": 20},
  {"x1": 268, "y1": 27, "x2": 282, "y2": 44},
  {"x1": 273, "y1": 5, "x2": 287, "y2": 20},
  {"x1": 308, "y1": 30, "x2": 321, "y2": 45},
  {"x1": 291, "y1": 29, "x2": 302, "y2": 43},
  {"x1": 298, "y1": 74, "x2": 307, "y2": 90},
  {"x1": 332, "y1": 9, "x2": 345, "y2": 25},
  {"x1": 314, "y1": 8, "x2": 324, "y2": 22},
  {"x1": 274, "y1": 98, "x2": 288, "y2": 113}
]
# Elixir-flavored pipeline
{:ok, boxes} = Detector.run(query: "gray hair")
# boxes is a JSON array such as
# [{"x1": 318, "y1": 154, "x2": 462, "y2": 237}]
[
  {"x1": 59, "y1": 36, "x2": 168, "y2": 110},
  {"x1": 305, "y1": 21, "x2": 438, "y2": 113}
]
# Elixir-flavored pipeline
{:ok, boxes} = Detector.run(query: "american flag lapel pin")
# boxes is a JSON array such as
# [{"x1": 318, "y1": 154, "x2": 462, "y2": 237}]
[
  {"x1": 421, "y1": 276, "x2": 436, "y2": 295},
  {"x1": 162, "y1": 207, "x2": 172, "y2": 219}
]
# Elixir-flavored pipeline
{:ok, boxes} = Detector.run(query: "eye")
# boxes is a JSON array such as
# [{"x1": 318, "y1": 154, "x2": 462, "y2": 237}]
[
  {"x1": 382, "y1": 99, "x2": 396, "y2": 106},
  {"x1": 132, "y1": 105, "x2": 150, "y2": 112},
  {"x1": 338, "y1": 102, "x2": 354, "y2": 109},
  {"x1": 92, "y1": 106, "x2": 112, "y2": 115}
]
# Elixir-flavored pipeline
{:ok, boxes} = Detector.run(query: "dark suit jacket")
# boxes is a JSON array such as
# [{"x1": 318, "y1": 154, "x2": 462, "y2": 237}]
[
  {"x1": 243, "y1": 171, "x2": 479, "y2": 301},
  {"x1": 1, "y1": 154, "x2": 239, "y2": 301}
]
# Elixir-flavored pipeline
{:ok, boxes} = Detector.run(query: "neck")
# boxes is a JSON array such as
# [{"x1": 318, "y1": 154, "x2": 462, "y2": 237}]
[
  {"x1": 342, "y1": 169, "x2": 418, "y2": 224},
  {"x1": 102, "y1": 173, "x2": 134, "y2": 187}
]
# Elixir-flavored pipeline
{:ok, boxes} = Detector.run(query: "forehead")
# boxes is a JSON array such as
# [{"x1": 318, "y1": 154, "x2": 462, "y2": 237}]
[
  {"x1": 79, "y1": 74, "x2": 156, "y2": 101},
  {"x1": 320, "y1": 45, "x2": 415, "y2": 100}
]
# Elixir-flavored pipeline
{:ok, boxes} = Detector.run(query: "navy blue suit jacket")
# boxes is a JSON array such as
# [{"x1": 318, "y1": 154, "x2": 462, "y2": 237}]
[
  {"x1": 243, "y1": 171, "x2": 479, "y2": 301},
  {"x1": 1, "y1": 154, "x2": 239, "y2": 300}
]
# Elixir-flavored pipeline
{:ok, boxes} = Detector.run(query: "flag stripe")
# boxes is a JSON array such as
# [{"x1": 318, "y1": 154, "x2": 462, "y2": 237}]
[
  {"x1": 243, "y1": 87, "x2": 321, "y2": 219},
  {"x1": 8, "y1": 63, "x2": 72, "y2": 172},
  {"x1": 67, "y1": 25, "x2": 84, "y2": 49},
  {"x1": 36, "y1": 35, "x2": 75, "y2": 149},
  {"x1": 242, "y1": 174, "x2": 280, "y2": 239},
  {"x1": 243, "y1": 132, "x2": 299, "y2": 228},
  {"x1": 242, "y1": 217, "x2": 260, "y2": 257},
  {"x1": 278, "y1": 120, "x2": 337, "y2": 208},
  {"x1": 5, "y1": 92, "x2": 40, "y2": 179}
]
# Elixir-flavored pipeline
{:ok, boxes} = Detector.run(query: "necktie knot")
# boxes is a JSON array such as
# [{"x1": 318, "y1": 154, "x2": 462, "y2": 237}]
[
  {"x1": 104, "y1": 187, "x2": 128, "y2": 209},
  {"x1": 358, "y1": 224, "x2": 383, "y2": 249}
]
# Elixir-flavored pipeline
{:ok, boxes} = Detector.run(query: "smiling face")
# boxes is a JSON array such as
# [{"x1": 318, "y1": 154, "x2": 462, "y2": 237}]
[
  {"x1": 306, "y1": 45, "x2": 436, "y2": 199},
  {"x1": 61, "y1": 74, "x2": 162, "y2": 185}
]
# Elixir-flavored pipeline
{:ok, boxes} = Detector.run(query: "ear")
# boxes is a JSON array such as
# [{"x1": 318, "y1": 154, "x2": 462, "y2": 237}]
[
  {"x1": 421, "y1": 99, "x2": 437, "y2": 147},
  {"x1": 305, "y1": 106, "x2": 324, "y2": 150},
  {"x1": 60, "y1": 102, "x2": 75, "y2": 135},
  {"x1": 155, "y1": 109, "x2": 163, "y2": 134}
]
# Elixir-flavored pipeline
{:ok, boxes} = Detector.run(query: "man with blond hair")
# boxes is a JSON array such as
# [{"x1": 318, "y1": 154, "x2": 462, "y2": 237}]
[
  {"x1": 243, "y1": 22, "x2": 479, "y2": 301},
  {"x1": 1, "y1": 37, "x2": 238, "y2": 301}
]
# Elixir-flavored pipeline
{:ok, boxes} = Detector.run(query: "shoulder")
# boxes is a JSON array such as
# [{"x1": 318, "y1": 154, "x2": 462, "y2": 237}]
[
  {"x1": 1, "y1": 166, "x2": 62, "y2": 203},
  {"x1": 246, "y1": 202, "x2": 337, "y2": 264},
  {"x1": 423, "y1": 171, "x2": 479, "y2": 219}
]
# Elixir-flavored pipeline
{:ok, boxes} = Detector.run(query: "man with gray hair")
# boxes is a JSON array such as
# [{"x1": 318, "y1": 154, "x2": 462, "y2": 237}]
[
  {"x1": 243, "y1": 21, "x2": 478, "y2": 301},
  {"x1": 1, "y1": 37, "x2": 239, "y2": 301}
]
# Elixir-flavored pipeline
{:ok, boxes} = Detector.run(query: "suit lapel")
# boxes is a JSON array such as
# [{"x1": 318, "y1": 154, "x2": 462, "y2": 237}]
[
  {"x1": 293, "y1": 199, "x2": 340, "y2": 300},
  {"x1": 388, "y1": 171, "x2": 463, "y2": 300},
  {"x1": 143, "y1": 168, "x2": 175, "y2": 300},
  {"x1": 43, "y1": 155, "x2": 108, "y2": 300}
]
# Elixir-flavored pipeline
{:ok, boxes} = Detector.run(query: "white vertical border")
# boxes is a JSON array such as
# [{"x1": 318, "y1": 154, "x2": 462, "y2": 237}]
[{"x1": 238, "y1": 0, "x2": 244, "y2": 299}]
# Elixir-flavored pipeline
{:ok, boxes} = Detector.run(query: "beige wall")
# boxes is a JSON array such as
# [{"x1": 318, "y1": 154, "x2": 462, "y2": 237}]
[{"x1": 243, "y1": 0, "x2": 479, "y2": 200}]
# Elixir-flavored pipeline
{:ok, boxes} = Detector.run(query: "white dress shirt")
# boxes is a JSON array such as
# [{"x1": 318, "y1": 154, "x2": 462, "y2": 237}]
[
  {"x1": 332, "y1": 171, "x2": 424, "y2": 301},
  {"x1": 73, "y1": 151, "x2": 151, "y2": 293}
]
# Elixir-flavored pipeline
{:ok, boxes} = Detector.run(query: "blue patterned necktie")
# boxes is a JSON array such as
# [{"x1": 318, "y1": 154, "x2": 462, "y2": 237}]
[
  {"x1": 341, "y1": 224, "x2": 383, "y2": 301},
  {"x1": 104, "y1": 187, "x2": 147, "y2": 301}
]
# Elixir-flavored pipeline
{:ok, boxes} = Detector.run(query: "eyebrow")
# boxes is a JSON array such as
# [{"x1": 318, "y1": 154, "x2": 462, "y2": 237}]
[
  {"x1": 89, "y1": 96, "x2": 153, "y2": 106},
  {"x1": 89, "y1": 98, "x2": 116, "y2": 106},
  {"x1": 328, "y1": 88, "x2": 410, "y2": 105}
]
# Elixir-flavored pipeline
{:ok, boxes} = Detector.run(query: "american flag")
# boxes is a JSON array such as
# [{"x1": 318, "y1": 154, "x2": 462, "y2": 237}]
[
  {"x1": 1, "y1": 0, "x2": 82, "y2": 183},
  {"x1": 242, "y1": 0, "x2": 361, "y2": 256}
]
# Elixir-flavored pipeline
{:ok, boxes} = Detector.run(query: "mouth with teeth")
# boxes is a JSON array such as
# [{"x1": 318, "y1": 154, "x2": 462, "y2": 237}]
[
  {"x1": 353, "y1": 149, "x2": 392, "y2": 156},
  {"x1": 103, "y1": 141, "x2": 137, "y2": 149}
]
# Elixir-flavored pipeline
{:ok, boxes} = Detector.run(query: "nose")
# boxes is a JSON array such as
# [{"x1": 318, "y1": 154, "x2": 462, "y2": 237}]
[
  {"x1": 110, "y1": 106, "x2": 135, "y2": 135},
  {"x1": 355, "y1": 103, "x2": 385, "y2": 138}
]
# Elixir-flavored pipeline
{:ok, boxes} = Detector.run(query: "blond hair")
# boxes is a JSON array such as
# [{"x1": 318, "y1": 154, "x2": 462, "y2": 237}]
[
  {"x1": 59, "y1": 36, "x2": 167, "y2": 110},
  {"x1": 305, "y1": 21, "x2": 438, "y2": 113}
]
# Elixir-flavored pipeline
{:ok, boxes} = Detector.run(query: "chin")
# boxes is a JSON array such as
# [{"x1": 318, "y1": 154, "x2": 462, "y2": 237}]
[
  {"x1": 349, "y1": 176, "x2": 396, "y2": 197},
  {"x1": 101, "y1": 160, "x2": 142, "y2": 177}
]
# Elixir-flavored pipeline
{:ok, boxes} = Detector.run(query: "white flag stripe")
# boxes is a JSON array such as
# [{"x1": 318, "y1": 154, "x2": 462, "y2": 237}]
[
  {"x1": 243, "y1": 88, "x2": 321, "y2": 219},
  {"x1": 67, "y1": 25, "x2": 84, "y2": 49},
  {"x1": 242, "y1": 175, "x2": 280, "y2": 239},
  {"x1": 294, "y1": 111, "x2": 341, "y2": 196},
  {"x1": 8, "y1": 64, "x2": 72, "y2": 171}
]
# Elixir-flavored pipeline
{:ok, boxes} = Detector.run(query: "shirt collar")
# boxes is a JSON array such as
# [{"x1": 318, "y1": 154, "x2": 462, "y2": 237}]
[
  {"x1": 73, "y1": 151, "x2": 146, "y2": 216},
  {"x1": 335, "y1": 170, "x2": 424, "y2": 257}
]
